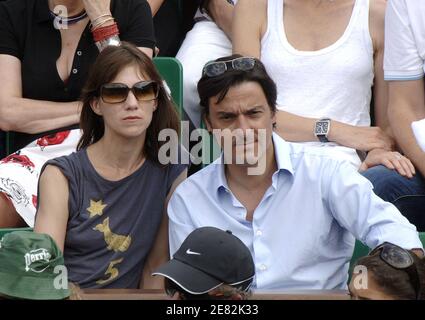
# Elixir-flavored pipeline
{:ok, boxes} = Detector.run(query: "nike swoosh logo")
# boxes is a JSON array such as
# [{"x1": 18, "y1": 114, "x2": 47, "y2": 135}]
[{"x1": 186, "y1": 249, "x2": 201, "y2": 255}]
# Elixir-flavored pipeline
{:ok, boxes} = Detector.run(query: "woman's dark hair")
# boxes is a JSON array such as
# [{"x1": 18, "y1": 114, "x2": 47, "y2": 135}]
[
  {"x1": 77, "y1": 42, "x2": 180, "y2": 165},
  {"x1": 197, "y1": 54, "x2": 277, "y2": 119},
  {"x1": 356, "y1": 251, "x2": 425, "y2": 300}
]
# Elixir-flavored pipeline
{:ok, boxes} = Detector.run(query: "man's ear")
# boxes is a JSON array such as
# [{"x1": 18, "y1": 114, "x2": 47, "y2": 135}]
[
  {"x1": 90, "y1": 98, "x2": 102, "y2": 116},
  {"x1": 203, "y1": 114, "x2": 212, "y2": 133},
  {"x1": 271, "y1": 111, "x2": 277, "y2": 129}
]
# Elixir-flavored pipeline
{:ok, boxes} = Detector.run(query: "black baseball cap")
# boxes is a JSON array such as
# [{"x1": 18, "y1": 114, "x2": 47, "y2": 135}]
[{"x1": 152, "y1": 227, "x2": 255, "y2": 294}]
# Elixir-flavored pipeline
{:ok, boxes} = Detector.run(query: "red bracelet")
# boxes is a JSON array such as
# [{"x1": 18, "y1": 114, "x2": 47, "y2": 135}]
[{"x1": 92, "y1": 23, "x2": 120, "y2": 42}]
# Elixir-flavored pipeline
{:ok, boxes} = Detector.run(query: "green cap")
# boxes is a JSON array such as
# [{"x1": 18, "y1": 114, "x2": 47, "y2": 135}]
[{"x1": 0, "y1": 231, "x2": 70, "y2": 300}]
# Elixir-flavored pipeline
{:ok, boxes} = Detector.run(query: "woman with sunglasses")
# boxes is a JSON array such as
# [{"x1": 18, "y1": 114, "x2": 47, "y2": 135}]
[
  {"x1": 349, "y1": 242, "x2": 425, "y2": 300},
  {"x1": 232, "y1": 1, "x2": 424, "y2": 229},
  {"x1": 34, "y1": 42, "x2": 187, "y2": 289},
  {"x1": 0, "y1": 0, "x2": 155, "y2": 229}
]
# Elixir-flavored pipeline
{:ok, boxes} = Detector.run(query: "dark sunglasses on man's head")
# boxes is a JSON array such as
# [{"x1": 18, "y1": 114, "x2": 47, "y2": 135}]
[
  {"x1": 202, "y1": 57, "x2": 256, "y2": 78},
  {"x1": 100, "y1": 80, "x2": 159, "y2": 104},
  {"x1": 369, "y1": 242, "x2": 422, "y2": 300}
]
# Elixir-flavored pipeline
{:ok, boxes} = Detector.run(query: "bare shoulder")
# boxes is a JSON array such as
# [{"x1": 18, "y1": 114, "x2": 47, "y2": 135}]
[
  {"x1": 235, "y1": 0, "x2": 267, "y2": 18},
  {"x1": 235, "y1": 0, "x2": 267, "y2": 33},
  {"x1": 40, "y1": 164, "x2": 68, "y2": 187},
  {"x1": 369, "y1": 0, "x2": 386, "y2": 50},
  {"x1": 237, "y1": 0, "x2": 267, "y2": 10}
]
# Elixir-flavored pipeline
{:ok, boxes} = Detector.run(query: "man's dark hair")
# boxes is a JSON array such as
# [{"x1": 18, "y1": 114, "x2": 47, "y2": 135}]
[
  {"x1": 197, "y1": 54, "x2": 277, "y2": 120},
  {"x1": 356, "y1": 251, "x2": 425, "y2": 300}
]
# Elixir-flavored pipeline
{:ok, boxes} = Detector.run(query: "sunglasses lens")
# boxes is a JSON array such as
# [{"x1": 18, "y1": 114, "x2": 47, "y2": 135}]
[
  {"x1": 233, "y1": 58, "x2": 255, "y2": 71},
  {"x1": 204, "y1": 62, "x2": 226, "y2": 77},
  {"x1": 133, "y1": 81, "x2": 159, "y2": 101},
  {"x1": 101, "y1": 84, "x2": 129, "y2": 103},
  {"x1": 381, "y1": 246, "x2": 413, "y2": 269}
]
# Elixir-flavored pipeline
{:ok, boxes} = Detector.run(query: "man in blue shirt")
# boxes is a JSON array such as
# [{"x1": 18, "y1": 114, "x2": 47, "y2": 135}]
[{"x1": 168, "y1": 55, "x2": 423, "y2": 290}]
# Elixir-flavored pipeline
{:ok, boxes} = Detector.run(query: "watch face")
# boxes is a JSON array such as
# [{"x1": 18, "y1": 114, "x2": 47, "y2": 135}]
[{"x1": 315, "y1": 121, "x2": 329, "y2": 135}]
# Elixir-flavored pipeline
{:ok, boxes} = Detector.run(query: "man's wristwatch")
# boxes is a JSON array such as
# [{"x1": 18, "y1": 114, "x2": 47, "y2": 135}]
[{"x1": 314, "y1": 118, "x2": 331, "y2": 143}]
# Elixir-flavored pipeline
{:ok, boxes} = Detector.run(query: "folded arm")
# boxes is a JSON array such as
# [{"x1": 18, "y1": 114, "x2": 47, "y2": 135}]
[{"x1": 0, "y1": 55, "x2": 81, "y2": 134}]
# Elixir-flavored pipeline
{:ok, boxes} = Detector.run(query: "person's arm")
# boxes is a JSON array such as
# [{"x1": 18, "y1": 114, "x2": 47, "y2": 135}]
[
  {"x1": 232, "y1": 0, "x2": 266, "y2": 58},
  {"x1": 358, "y1": 0, "x2": 415, "y2": 176},
  {"x1": 274, "y1": 112, "x2": 394, "y2": 152},
  {"x1": 0, "y1": 55, "x2": 81, "y2": 134},
  {"x1": 140, "y1": 169, "x2": 187, "y2": 289},
  {"x1": 370, "y1": 0, "x2": 393, "y2": 140},
  {"x1": 147, "y1": 0, "x2": 164, "y2": 16},
  {"x1": 33, "y1": 165, "x2": 70, "y2": 252},
  {"x1": 383, "y1": 0, "x2": 425, "y2": 176},
  {"x1": 327, "y1": 160, "x2": 423, "y2": 251},
  {"x1": 83, "y1": 0, "x2": 154, "y2": 57},
  {"x1": 388, "y1": 80, "x2": 425, "y2": 176},
  {"x1": 206, "y1": 0, "x2": 235, "y2": 40}
]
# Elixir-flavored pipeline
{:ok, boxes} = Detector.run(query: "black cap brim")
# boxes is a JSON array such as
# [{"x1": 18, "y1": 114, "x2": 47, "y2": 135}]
[{"x1": 152, "y1": 259, "x2": 223, "y2": 295}]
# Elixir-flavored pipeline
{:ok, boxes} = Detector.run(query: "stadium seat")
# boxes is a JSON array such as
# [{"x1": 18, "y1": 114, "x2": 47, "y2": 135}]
[{"x1": 153, "y1": 57, "x2": 183, "y2": 117}]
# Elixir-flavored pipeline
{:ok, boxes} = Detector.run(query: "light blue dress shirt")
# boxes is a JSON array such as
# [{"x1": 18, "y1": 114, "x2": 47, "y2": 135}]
[{"x1": 168, "y1": 133, "x2": 422, "y2": 290}]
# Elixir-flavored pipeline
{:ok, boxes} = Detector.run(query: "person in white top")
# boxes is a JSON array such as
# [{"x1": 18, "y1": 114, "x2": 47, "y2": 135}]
[
  {"x1": 176, "y1": 0, "x2": 236, "y2": 128},
  {"x1": 361, "y1": 0, "x2": 425, "y2": 231},
  {"x1": 232, "y1": 1, "x2": 414, "y2": 178}
]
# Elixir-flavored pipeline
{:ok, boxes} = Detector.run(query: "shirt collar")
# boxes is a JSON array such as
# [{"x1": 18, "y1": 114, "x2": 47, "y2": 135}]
[
  {"x1": 36, "y1": 0, "x2": 53, "y2": 23},
  {"x1": 272, "y1": 132, "x2": 294, "y2": 175},
  {"x1": 213, "y1": 132, "x2": 295, "y2": 193}
]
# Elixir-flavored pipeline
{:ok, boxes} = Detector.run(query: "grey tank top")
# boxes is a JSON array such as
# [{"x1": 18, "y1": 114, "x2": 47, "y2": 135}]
[{"x1": 43, "y1": 149, "x2": 186, "y2": 288}]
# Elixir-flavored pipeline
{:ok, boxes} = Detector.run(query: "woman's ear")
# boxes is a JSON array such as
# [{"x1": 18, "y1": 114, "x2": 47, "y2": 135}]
[{"x1": 90, "y1": 98, "x2": 102, "y2": 116}]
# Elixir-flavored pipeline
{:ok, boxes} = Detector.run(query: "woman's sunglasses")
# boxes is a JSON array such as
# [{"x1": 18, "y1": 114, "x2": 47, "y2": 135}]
[
  {"x1": 99, "y1": 80, "x2": 159, "y2": 104},
  {"x1": 202, "y1": 57, "x2": 256, "y2": 77},
  {"x1": 369, "y1": 242, "x2": 421, "y2": 300}
]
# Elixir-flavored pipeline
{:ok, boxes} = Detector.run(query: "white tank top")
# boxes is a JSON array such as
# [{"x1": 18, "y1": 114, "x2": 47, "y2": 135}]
[{"x1": 261, "y1": 0, "x2": 374, "y2": 167}]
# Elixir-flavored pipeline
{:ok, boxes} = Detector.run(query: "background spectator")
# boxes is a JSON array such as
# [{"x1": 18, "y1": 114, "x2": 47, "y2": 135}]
[
  {"x1": 0, "y1": 0, "x2": 155, "y2": 228},
  {"x1": 349, "y1": 242, "x2": 425, "y2": 300},
  {"x1": 362, "y1": 0, "x2": 425, "y2": 231},
  {"x1": 176, "y1": 0, "x2": 236, "y2": 128}
]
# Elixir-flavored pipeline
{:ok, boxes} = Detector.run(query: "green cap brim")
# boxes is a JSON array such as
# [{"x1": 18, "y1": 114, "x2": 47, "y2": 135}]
[{"x1": 0, "y1": 271, "x2": 70, "y2": 300}]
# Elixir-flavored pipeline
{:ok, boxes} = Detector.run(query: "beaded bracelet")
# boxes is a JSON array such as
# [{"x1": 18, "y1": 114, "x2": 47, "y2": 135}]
[
  {"x1": 91, "y1": 13, "x2": 112, "y2": 26},
  {"x1": 91, "y1": 17, "x2": 115, "y2": 31}
]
